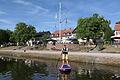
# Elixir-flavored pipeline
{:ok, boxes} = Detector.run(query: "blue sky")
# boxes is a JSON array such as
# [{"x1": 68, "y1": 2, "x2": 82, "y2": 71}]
[{"x1": 0, "y1": 0, "x2": 120, "y2": 32}]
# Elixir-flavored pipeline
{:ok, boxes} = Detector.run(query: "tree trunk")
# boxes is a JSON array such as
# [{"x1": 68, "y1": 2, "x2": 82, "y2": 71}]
[{"x1": 92, "y1": 38, "x2": 104, "y2": 51}]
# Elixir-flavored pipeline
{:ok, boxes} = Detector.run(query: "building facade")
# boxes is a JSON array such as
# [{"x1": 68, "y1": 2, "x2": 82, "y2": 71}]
[
  {"x1": 51, "y1": 28, "x2": 75, "y2": 43},
  {"x1": 111, "y1": 22, "x2": 120, "y2": 45}
]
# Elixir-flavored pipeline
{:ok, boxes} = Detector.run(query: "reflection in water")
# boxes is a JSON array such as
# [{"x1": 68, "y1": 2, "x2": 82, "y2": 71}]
[
  {"x1": 60, "y1": 74, "x2": 70, "y2": 80},
  {"x1": 0, "y1": 57, "x2": 50, "y2": 80},
  {"x1": 58, "y1": 59, "x2": 71, "y2": 80},
  {"x1": 0, "y1": 56, "x2": 120, "y2": 80},
  {"x1": 74, "y1": 65, "x2": 120, "y2": 80}
]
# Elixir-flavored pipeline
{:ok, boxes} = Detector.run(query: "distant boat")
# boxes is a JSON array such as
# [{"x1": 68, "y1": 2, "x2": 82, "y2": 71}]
[{"x1": 59, "y1": 64, "x2": 71, "y2": 74}]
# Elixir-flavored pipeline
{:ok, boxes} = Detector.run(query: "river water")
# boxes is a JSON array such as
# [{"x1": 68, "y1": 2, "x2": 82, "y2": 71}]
[{"x1": 0, "y1": 56, "x2": 120, "y2": 80}]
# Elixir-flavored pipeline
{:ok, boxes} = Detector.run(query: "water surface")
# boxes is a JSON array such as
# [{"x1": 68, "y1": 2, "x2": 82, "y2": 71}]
[{"x1": 0, "y1": 56, "x2": 120, "y2": 80}]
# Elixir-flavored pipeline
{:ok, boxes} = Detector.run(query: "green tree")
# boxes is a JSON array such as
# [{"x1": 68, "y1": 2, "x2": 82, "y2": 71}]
[
  {"x1": 0, "y1": 29, "x2": 12, "y2": 44},
  {"x1": 76, "y1": 14, "x2": 112, "y2": 50},
  {"x1": 27, "y1": 25, "x2": 36, "y2": 40},
  {"x1": 35, "y1": 31, "x2": 50, "y2": 47},
  {"x1": 10, "y1": 22, "x2": 36, "y2": 45},
  {"x1": 42, "y1": 33, "x2": 50, "y2": 47}
]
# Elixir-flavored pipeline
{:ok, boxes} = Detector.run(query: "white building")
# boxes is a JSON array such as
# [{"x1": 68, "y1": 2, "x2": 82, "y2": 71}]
[
  {"x1": 51, "y1": 28, "x2": 93, "y2": 44},
  {"x1": 111, "y1": 22, "x2": 120, "y2": 44},
  {"x1": 51, "y1": 28, "x2": 75, "y2": 43}
]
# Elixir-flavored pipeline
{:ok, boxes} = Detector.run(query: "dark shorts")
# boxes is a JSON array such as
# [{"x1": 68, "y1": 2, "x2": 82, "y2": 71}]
[{"x1": 62, "y1": 52, "x2": 68, "y2": 54}]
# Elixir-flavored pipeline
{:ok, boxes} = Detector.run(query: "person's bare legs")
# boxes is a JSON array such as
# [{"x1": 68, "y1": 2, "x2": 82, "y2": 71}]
[
  {"x1": 66, "y1": 54, "x2": 68, "y2": 64},
  {"x1": 62, "y1": 54, "x2": 65, "y2": 64}
]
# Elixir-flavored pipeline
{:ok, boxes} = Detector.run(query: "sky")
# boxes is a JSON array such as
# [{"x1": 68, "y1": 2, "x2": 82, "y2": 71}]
[{"x1": 0, "y1": 0, "x2": 120, "y2": 32}]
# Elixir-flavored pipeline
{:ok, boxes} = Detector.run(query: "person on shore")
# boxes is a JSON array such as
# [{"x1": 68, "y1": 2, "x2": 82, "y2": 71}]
[
  {"x1": 24, "y1": 49, "x2": 26, "y2": 52},
  {"x1": 61, "y1": 45, "x2": 69, "y2": 64}
]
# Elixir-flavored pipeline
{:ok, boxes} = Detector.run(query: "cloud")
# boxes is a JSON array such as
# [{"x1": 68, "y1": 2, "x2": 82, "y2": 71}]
[
  {"x1": 13, "y1": 0, "x2": 31, "y2": 5},
  {"x1": 0, "y1": 11, "x2": 7, "y2": 15},
  {"x1": 13, "y1": 0, "x2": 48, "y2": 15},
  {"x1": 27, "y1": 5, "x2": 48, "y2": 15},
  {"x1": 0, "y1": 19, "x2": 14, "y2": 24}
]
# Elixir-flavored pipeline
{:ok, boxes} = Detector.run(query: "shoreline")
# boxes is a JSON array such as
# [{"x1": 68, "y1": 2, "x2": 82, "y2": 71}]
[{"x1": 0, "y1": 49, "x2": 120, "y2": 67}]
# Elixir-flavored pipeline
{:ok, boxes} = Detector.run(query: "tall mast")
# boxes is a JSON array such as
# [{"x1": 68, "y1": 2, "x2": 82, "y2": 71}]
[{"x1": 59, "y1": 2, "x2": 62, "y2": 41}]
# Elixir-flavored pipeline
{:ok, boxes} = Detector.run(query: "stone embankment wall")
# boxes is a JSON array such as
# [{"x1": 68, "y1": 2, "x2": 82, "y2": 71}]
[
  {"x1": 69, "y1": 52, "x2": 120, "y2": 67},
  {"x1": 0, "y1": 50, "x2": 120, "y2": 67}
]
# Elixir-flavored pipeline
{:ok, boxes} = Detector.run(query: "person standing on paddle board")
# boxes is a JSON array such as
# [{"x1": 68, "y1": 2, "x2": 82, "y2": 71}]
[{"x1": 61, "y1": 45, "x2": 69, "y2": 64}]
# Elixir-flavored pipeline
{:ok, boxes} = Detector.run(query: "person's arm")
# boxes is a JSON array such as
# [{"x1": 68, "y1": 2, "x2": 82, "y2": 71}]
[{"x1": 61, "y1": 48, "x2": 63, "y2": 52}]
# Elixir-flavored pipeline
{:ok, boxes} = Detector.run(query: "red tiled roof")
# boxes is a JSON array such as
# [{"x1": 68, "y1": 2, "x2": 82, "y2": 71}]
[
  {"x1": 115, "y1": 23, "x2": 120, "y2": 31},
  {"x1": 52, "y1": 28, "x2": 74, "y2": 37}
]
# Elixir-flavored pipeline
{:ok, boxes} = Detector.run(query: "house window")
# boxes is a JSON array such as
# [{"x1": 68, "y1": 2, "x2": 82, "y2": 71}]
[
  {"x1": 57, "y1": 34, "x2": 59, "y2": 36},
  {"x1": 67, "y1": 33, "x2": 70, "y2": 35},
  {"x1": 52, "y1": 34, "x2": 55, "y2": 37},
  {"x1": 116, "y1": 32, "x2": 118, "y2": 35},
  {"x1": 69, "y1": 33, "x2": 71, "y2": 35},
  {"x1": 64, "y1": 33, "x2": 67, "y2": 35}
]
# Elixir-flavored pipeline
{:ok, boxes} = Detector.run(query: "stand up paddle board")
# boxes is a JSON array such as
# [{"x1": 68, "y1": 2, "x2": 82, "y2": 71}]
[{"x1": 59, "y1": 64, "x2": 71, "y2": 74}]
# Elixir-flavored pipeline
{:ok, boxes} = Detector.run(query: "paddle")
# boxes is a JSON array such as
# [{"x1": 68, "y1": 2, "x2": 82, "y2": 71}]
[
  {"x1": 56, "y1": 53, "x2": 62, "y2": 67},
  {"x1": 56, "y1": 58, "x2": 60, "y2": 67},
  {"x1": 56, "y1": 53, "x2": 62, "y2": 79}
]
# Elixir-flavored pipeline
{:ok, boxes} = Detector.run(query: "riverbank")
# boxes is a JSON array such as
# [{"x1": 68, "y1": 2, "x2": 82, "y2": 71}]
[{"x1": 0, "y1": 49, "x2": 120, "y2": 67}]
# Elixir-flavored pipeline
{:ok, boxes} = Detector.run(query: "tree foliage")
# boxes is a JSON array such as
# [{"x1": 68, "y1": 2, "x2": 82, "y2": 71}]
[
  {"x1": 34, "y1": 31, "x2": 51, "y2": 46},
  {"x1": 0, "y1": 29, "x2": 12, "y2": 44},
  {"x1": 10, "y1": 22, "x2": 36, "y2": 43},
  {"x1": 76, "y1": 13, "x2": 112, "y2": 44}
]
